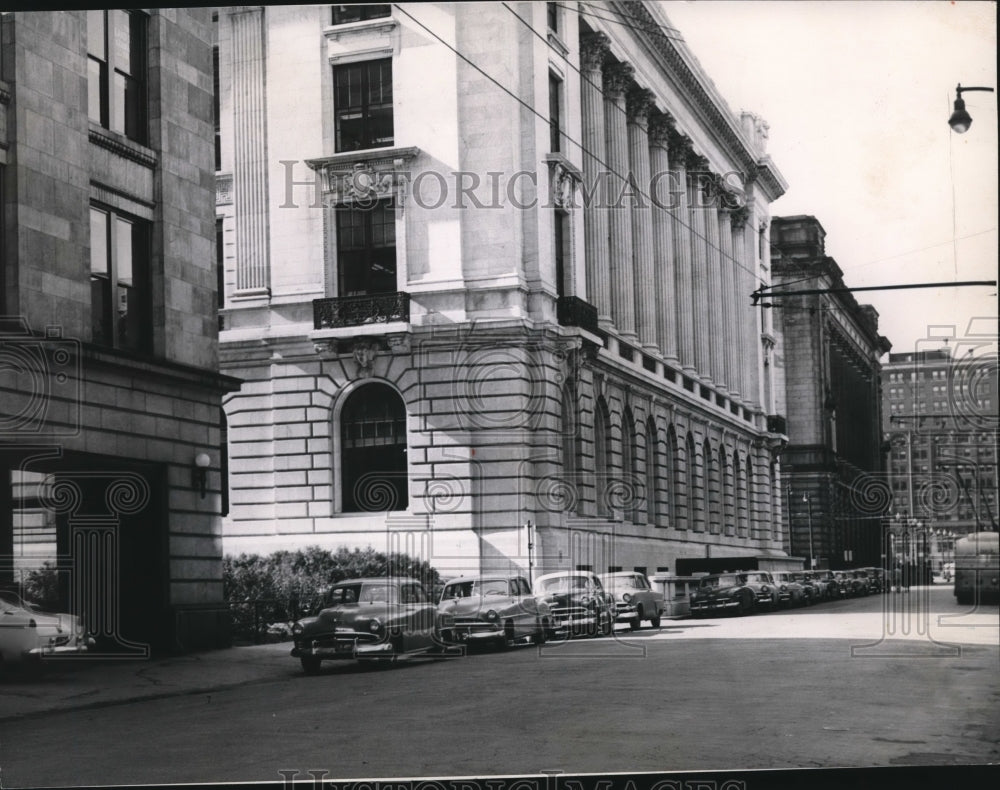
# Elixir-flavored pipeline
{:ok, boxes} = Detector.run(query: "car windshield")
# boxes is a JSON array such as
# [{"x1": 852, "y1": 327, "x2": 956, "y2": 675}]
[
  {"x1": 606, "y1": 576, "x2": 643, "y2": 591},
  {"x1": 700, "y1": 575, "x2": 739, "y2": 588},
  {"x1": 339, "y1": 583, "x2": 398, "y2": 604},
  {"x1": 538, "y1": 576, "x2": 590, "y2": 594},
  {"x1": 443, "y1": 579, "x2": 509, "y2": 598},
  {"x1": 744, "y1": 573, "x2": 767, "y2": 583}
]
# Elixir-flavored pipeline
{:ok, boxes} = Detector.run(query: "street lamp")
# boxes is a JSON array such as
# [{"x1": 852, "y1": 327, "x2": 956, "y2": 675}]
[{"x1": 948, "y1": 84, "x2": 995, "y2": 133}]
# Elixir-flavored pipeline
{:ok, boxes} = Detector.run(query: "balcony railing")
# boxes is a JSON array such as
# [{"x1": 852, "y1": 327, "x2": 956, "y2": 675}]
[
  {"x1": 767, "y1": 414, "x2": 788, "y2": 435},
  {"x1": 556, "y1": 295, "x2": 599, "y2": 335},
  {"x1": 313, "y1": 292, "x2": 410, "y2": 329}
]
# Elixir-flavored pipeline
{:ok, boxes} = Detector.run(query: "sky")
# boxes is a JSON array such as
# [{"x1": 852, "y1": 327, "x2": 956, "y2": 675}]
[{"x1": 660, "y1": 0, "x2": 998, "y2": 357}]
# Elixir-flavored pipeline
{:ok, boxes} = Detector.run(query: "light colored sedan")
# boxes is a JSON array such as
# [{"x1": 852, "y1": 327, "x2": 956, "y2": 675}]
[
  {"x1": 0, "y1": 590, "x2": 93, "y2": 666},
  {"x1": 437, "y1": 574, "x2": 551, "y2": 648},
  {"x1": 599, "y1": 572, "x2": 664, "y2": 629}
]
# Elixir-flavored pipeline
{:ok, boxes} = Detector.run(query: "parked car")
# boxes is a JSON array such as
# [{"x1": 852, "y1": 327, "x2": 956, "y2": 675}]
[
  {"x1": 599, "y1": 572, "x2": 665, "y2": 630},
  {"x1": 534, "y1": 571, "x2": 615, "y2": 638},
  {"x1": 290, "y1": 577, "x2": 452, "y2": 672},
  {"x1": 807, "y1": 570, "x2": 838, "y2": 600},
  {"x1": 689, "y1": 571, "x2": 777, "y2": 617},
  {"x1": 771, "y1": 571, "x2": 813, "y2": 606},
  {"x1": 860, "y1": 567, "x2": 884, "y2": 594},
  {"x1": 437, "y1": 574, "x2": 551, "y2": 648},
  {"x1": 850, "y1": 570, "x2": 873, "y2": 596},
  {"x1": 0, "y1": 590, "x2": 93, "y2": 666}
]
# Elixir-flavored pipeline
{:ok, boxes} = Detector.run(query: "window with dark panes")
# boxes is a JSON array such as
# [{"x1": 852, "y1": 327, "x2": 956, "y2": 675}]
[
  {"x1": 332, "y1": 4, "x2": 391, "y2": 25},
  {"x1": 547, "y1": 2, "x2": 558, "y2": 32},
  {"x1": 213, "y1": 45, "x2": 221, "y2": 170},
  {"x1": 335, "y1": 59, "x2": 393, "y2": 152},
  {"x1": 89, "y1": 206, "x2": 151, "y2": 353},
  {"x1": 216, "y1": 217, "x2": 225, "y2": 311},
  {"x1": 549, "y1": 72, "x2": 562, "y2": 153},
  {"x1": 554, "y1": 209, "x2": 568, "y2": 297},
  {"x1": 341, "y1": 383, "x2": 408, "y2": 513},
  {"x1": 88, "y1": 10, "x2": 146, "y2": 144},
  {"x1": 336, "y1": 199, "x2": 396, "y2": 296}
]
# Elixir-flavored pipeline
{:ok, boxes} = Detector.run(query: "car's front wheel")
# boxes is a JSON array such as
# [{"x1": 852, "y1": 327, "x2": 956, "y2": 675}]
[
  {"x1": 300, "y1": 655, "x2": 322, "y2": 675},
  {"x1": 630, "y1": 606, "x2": 642, "y2": 631},
  {"x1": 738, "y1": 594, "x2": 755, "y2": 616},
  {"x1": 650, "y1": 613, "x2": 662, "y2": 629},
  {"x1": 532, "y1": 617, "x2": 548, "y2": 645}
]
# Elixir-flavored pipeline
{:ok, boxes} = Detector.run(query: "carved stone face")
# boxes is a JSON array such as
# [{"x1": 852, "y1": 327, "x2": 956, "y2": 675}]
[{"x1": 352, "y1": 341, "x2": 379, "y2": 376}]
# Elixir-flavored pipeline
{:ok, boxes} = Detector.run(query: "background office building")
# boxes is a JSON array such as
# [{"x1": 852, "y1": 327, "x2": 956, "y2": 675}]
[
  {"x1": 216, "y1": 2, "x2": 792, "y2": 577},
  {"x1": 770, "y1": 216, "x2": 892, "y2": 569},
  {"x1": 1, "y1": 9, "x2": 237, "y2": 651}
]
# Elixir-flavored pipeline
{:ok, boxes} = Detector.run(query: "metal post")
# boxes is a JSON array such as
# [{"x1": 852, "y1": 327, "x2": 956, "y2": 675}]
[
  {"x1": 526, "y1": 520, "x2": 534, "y2": 581},
  {"x1": 804, "y1": 493, "x2": 815, "y2": 569}
]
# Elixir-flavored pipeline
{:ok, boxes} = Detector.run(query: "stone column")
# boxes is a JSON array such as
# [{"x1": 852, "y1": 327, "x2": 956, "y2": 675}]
[
  {"x1": 688, "y1": 152, "x2": 711, "y2": 383},
  {"x1": 603, "y1": 60, "x2": 636, "y2": 340},
  {"x1": 705, "y1": 175, "x2": 725, "y2": 388},
  {"x1": 231, "y1": 7, "x2": 270, "y2": 296},
  {"x1": 626, "y1": 85, "x2": 657, "y2": 352},
  {"x1": 580, "y1": 32, "x2": 612, "y2": 326},
  {"x1": 719, "y1": 205, "x2": 739, "y2": 399},
  {"x1": 668, "y1": 131, "x2": 695, "y2": 374},
  {"x1": 730, "y1": 206, "x2": 751, "y2": 402},
  {"x1": 648, "y1": 114, "x2": 676, "y2": 364}
]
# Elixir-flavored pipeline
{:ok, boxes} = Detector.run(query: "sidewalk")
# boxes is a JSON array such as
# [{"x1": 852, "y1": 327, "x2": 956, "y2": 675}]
[{"x1": 0, "y1": 641, "x2": 293, "y2": 721}]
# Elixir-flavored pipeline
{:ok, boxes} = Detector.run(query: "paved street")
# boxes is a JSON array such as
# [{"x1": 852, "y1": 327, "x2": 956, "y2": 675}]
[{"x1": 0, "y1": 585, "x2": 997, "y2": 788}]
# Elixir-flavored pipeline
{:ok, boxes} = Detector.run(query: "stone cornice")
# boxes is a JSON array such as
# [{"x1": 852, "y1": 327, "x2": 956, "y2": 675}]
[{"x1": 615, "y1": 0, "x2": 787, "y2": 200}]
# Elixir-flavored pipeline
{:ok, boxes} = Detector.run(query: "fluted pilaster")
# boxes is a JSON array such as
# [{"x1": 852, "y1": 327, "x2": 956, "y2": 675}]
[
  {"x1": 719, "y1": 206, "x2": 739, "y2": 398},
  {"x1": 627, "y1": 85, "x2": 657, "y2": 352},
  {"x1": 580, "y1": 32, "x2": 612, "y2": 325},
  {"x1": 231, "y1": 6, "x2": 270, "y2": 295},
  {"x1": 705, "y1": 175, "x2": 725, "y2": 387},
  {"x1": 688, "y1": 152, "x2": 711, "y2": 382},
  {"x1": 649, "y1": 114, "x2": 676, "y2": 364},
  {"x1": 668, "y1": 132, "x2": 695, "y2": 373},
  {"x1": 603, "y1": 61, "x2": 636, "y2": 339}
]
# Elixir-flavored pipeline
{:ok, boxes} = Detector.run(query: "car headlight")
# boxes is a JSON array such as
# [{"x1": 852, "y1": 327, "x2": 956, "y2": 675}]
[
  {"x1": 291, "y1": 621, "x2": 304, "y2": 636},
  {"x1": 369, "y1": 618, "x2": 382, "y2": 633},
  {"x1": 761, "y1": 586, "x2": 770, "y2": 594},
  {"x1": 484, "y1": 609, "x2": 499, "y2": 622},
  {"x1": 779, "y1": 585, "x2": 788, "y2": 592},
  {"x1": 622, "y1": 593, "x2": 632, "y2": 604}
]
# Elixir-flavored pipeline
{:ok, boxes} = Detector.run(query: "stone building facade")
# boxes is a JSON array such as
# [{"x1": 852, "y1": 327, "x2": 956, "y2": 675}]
[
  {"x1": 217, "y1": 2, "x2": 792, "y2": 577},
  {"x1": 770, "y1": 216, "x2": 892, "y2": 569},
  {"x1": 1, "y1": 9, "x2": 237, "y2": 651}
]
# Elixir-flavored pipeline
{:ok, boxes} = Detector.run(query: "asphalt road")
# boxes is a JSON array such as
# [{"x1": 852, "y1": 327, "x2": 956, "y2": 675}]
[{"x1": 1, "y1": 586, "x2": 997, "y2": 787}]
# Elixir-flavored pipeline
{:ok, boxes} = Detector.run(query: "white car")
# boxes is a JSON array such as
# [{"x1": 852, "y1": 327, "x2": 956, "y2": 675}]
[
  {"x1": 0, "y1": 590, "x2": 93, "y2": 666},
  {"x1": 599, "y1": 572, "x2": 664, "y2": 629}
]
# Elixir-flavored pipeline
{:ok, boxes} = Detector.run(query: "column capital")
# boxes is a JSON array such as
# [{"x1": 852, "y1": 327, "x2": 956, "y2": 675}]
[
  {"x1": 626, "y1": 85, "x2": 657, "y2": 126},
  {"x1": 602, "y1": 61, "x2": 634, "y2": 98},
  {"x1": 686, "y1": 150, "x2": 710, "y2": 173},
  {"x1": 580, "y1": 31, "x2": 611, "y2": 72},
  {"x1": 729, "y1": 204, "x2": 751, "y2": 230},
  {"x1": 667, "y1": 129, "x2": 693, "y2": 165},
  {"x1": 647, "y1": 112, "x2": 675, "y2": 150}
]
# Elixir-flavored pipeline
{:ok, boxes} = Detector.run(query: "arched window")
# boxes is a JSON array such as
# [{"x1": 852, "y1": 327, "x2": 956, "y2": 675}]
[
  {"x1": 595, "y1": 398, "x2": 611, "y2": 517},
  {"x1": 735, "y1": 451, "x2": 749, "y2": 537},
  {"x1": 723, "y1": 448, "x2": 735, "y2": 536},
  {"x1": 702, "y1": 439, "x2": 713, "y2": 533},
  {"x1": 645, "y1": 420, "x2": 659, "y2": 526},
  {"x1": 685, "y1": 432, "x2": 697, "y2": 531},
  {"x1": 666, "y1": 426, "x2": 678, "y2": 528},
  {"x1": 561, "y1": 383, "x2": 580, "y2": 514},
  {"x1": 341, "y1": 383, "x2": 408, "y2": 512},
  {"x1": 622, "y1": 407, "x2": 638, "y2": 522}
]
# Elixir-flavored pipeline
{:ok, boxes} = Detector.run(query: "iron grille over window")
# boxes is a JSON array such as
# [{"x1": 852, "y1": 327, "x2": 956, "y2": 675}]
[
  {"x1": 341, "y1": 383, "x2": 408, "y2": 512},
  {"x1": 334, "y1": 59, "x2": 394, "y2": 152}
]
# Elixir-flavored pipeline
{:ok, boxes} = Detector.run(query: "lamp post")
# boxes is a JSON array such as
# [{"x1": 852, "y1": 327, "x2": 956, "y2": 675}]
[
  {"x1": 948, "y1": 84, "x2": 995, "y2": 133},
  {"x1": 803, "y1": 493, "x2": 815, "y2": 570}
]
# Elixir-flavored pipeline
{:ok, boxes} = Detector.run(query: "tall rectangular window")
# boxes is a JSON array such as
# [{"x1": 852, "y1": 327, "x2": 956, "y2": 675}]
[
  {"x1": 554, "y1": 209, "x2": 568, "y2": 298},
  {"x1": 334, "y1": 59, "x2": 394, "y2": 152},
  {"x1": 547, "y1": 2, "x2": 559, "y2": 32},
  {"x1": 216, "y1": 217, "x2": 225, "y2": 313},
  {"x1": 87, "y1": 10, "x2": 146, "y2": 144},
  {"x1": 90, "y1": 206, "x2": 151, "y2": 353},
  {"x1": 336, "y1": 200, "x2": 396, "y2": 296},
  {"x1": 332, "y1": 4, "x2": 391, "y2": 25},
  {"x1": 549, "y1": 73, "x2": 562, "y2": 153}
]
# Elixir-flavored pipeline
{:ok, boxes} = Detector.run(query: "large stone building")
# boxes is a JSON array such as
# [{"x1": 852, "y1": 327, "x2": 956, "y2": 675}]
[
  {"x1": 216, "y1": 2, "x2": 792, "y2": 577},
  {"x1": 1, "y1": 9, "x2": 236, "y2": 651},
  {"x1": 769, "y1": 216, "x2": 892, "y2": 569},
  {"x1": 882, "y1": 347, "x2": 999, "y2": 569}
]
